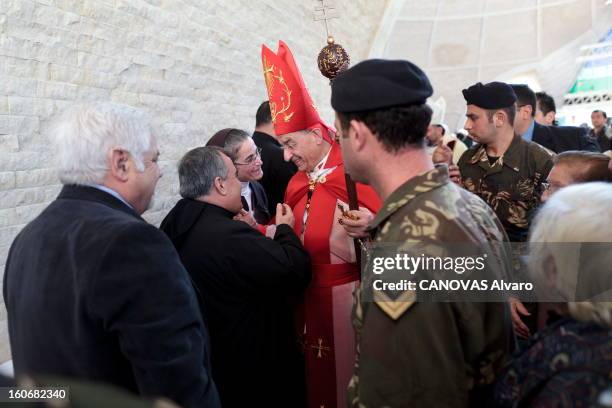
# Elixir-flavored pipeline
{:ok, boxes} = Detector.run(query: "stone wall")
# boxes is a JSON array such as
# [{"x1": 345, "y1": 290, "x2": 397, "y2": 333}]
[{"x1": 0, "y1": 0, "x2": 388, "y2": 363}]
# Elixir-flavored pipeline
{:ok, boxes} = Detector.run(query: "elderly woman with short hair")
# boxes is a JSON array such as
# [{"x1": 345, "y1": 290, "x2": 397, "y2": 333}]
[{"x1": 495, "y1": 182, "x2": 612, "y2": 407}]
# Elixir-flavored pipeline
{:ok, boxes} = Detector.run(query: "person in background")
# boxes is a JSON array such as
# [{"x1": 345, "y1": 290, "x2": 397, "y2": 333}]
[
  {"x1": 534, "y1": 91, "x2": 557, "y2": 126},
  {"x1": 512, "y1": 84, "x2": 600, "y2": 153},
  {"x1": 252, "y1": 101, "x2": 298, "y2": 217},
  {"x1": 456, "y1": 82, "x2": 553, "y2": 340},
  {"x1": 426, "y1": 97, "x2": 467, "y2": 165},
  {"x1": 542, "y1": 151, "x2": 611, "y2": 202},
  {"x1": 457, "y1": 82, "x2": 553, "y2": 243},
  {"x1": 3, "y1": 102, "x2": 220, "y2": 408},
  {"x1": 589, "y1": 110, "x2": 611, "y2": 152},
  {"x1": 207, "y1": 128, "x2": 271, "y2": 225}
]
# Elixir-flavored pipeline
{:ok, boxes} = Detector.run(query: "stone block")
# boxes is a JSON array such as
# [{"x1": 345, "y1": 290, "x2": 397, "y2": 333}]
[
  {"x1": 2, "y1": 75, "x2": 39, "y2": 97},
  {"x1": 0, "y1": 135, "x2": 19, "y2": 152},
  {"x1": 15, "y1": 168, "x2": 58, "y2": 188},
  {"x1": 0, "y1": 173, "x2": 16, "y2": 191},
  {"x1": 0, "y1": 115, "x2": 39, "y2": 135}
]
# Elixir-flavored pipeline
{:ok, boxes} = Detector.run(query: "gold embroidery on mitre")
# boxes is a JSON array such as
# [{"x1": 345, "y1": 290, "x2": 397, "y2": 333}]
[
  {"x1": 374, "y1": 290, "x2": 416, "y2": 320},
  {"x1": 262, "y1": 55, "x2": 293, "y2": 125},
  {"x1": 263, "y1": 56, "x2": 275, "y2": 96}
]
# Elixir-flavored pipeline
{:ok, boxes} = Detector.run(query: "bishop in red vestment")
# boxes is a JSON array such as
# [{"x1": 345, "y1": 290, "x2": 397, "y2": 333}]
[{"x1": 261, "y1": 41, "x2": 381, "y2": 408}]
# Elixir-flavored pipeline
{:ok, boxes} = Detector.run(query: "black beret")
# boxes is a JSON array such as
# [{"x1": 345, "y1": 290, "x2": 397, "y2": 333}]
[
  {"x1": 331, "y1": 59, "x2": 433, "y2": 112},
  {"x1": 462, "y1": 82, "x2": 517, "y2": 109}
]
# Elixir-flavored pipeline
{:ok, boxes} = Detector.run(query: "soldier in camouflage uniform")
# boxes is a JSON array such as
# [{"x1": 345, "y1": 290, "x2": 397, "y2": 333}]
[
  {"x1": 457, "y1": 82, "x2": 553, "y2": 243},
  {"x1": 331, "y1": 59, "x2": 513, "y2": 407},
  {"x1": 454, "y1": 82, "x2": 553, "y2": 339}
]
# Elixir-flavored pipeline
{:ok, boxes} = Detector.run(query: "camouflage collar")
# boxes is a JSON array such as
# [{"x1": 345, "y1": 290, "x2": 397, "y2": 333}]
[
  {"x1": 468, "y1": 134, "x2": 524, "y2": 172},
  {"x1": 367, "y1": 165, "x2": 450, "y2": 232}
]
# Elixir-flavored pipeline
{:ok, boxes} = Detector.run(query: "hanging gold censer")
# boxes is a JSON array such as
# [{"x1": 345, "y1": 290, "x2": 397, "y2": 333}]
[{"x1": 314, "y1": 1, "x2": 350, "y2": 82}]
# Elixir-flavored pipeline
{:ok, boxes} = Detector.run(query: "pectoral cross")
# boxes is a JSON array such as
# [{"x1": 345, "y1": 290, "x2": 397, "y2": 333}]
[
  {"x1": 311, "y1": 337, "x2": 331, "y2": 358},
  {"x1": 313, "y1": 0, "x2": 339, "y2": 37}
]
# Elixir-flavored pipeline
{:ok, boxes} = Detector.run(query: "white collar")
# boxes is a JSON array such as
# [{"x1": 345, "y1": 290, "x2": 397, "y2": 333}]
[
  {"x1": 307, "y1": 147, "x2": 333, "y2": 181},
  {"x1": 240, "y1": 181, "x2": 250, "y2": 195},
  {"x1": 90, "y1": 184, "x2": 133, "y2": 209}
]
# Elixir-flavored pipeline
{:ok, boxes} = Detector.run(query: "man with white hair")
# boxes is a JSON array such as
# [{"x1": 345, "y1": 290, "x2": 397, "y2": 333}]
[{"x1": 3, "y1": 102, "x2": 220, "y2": 408}]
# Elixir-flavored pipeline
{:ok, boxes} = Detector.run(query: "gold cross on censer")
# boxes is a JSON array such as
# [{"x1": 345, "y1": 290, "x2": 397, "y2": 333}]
[{"x1": 313, "y1": 0, "x2": 340, "y2": 38}]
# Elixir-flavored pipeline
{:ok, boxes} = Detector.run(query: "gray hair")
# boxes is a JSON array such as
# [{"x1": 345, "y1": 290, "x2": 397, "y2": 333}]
[
  {"x1": 178, "y1": 146, "x2": 229, "y2": 199},
  {"x1": 529, "y1": 182, "x2": 612, "y2": 327},
  {"x1": 51, "y1": 102, "x2": 154, "y2": 185},
  {"x1": 222, "y1": 129, "x2": 251, "y2": 162}
]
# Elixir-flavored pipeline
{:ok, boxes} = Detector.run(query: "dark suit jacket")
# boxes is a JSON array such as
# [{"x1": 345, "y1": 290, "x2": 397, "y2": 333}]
[
  {"x1": 3, "y1": 185, "x2": 220, "y2": 408},
  {"x1": 160, "y1": 199, "x2": 311, "y2": 408},
  {"x1": 532, "y1": 121, "x2": 600, "y2": 153},
  {"x1": 589, "y1": 127, "x2": 611, "y2": 152},
  {"x1": 252, "y1": 131, "x2": 297, "y2": 217},
  {"x1": 247, "y1": 181, "x2": 270, "y2": 224}
]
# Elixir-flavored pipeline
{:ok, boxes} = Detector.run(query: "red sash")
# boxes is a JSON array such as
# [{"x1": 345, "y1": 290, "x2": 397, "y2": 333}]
[{"x1": 285, "y1": 143, "x2": 380, "y2": 408}]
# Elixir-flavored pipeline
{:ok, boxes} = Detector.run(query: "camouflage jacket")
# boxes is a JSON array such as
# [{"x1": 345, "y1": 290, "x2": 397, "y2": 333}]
[
  {"x1": 348, "y1": 166, "x2": 513, "y2": 408},
  {"x1": 457, "y1": 135, "x2": 553, "y2": 242}
]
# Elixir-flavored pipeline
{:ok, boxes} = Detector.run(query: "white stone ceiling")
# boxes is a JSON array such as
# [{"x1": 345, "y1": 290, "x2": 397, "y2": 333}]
[{"x1": 370, "y1": 0, "x2": 612, "y2": 129}]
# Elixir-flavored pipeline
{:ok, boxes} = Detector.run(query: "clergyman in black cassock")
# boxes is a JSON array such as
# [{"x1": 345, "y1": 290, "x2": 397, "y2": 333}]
[{"x1": 160, "y1": 146, "x2": 311, "y2": 408}]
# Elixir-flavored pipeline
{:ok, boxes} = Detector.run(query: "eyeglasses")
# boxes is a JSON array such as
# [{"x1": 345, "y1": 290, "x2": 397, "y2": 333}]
[{"x1": 234, "y1": 147, "x2": 262, "y2": 166}]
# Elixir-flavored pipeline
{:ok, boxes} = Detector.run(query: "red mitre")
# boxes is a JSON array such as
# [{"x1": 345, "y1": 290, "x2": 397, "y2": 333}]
[{"x1": 261, "y1": 40, "x2": 333, "y2": 142}]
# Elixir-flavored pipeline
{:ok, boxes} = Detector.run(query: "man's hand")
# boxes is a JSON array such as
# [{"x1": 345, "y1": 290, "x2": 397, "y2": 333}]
[
  {"x1": 276, "y1": 203, "x2": 295, "y2": 228},
  {"x1": 509, "y1": 297, "x2": 531, "y2": 339},
  {"x1": 432, "y1": 140, "x2": 453, "y2": 165},
  {"x1": 233, "y1": 209, "x2": 257, "y2": 228},
  {"x1": 338, "y1": 208, "x2": 373, "y2": 239},
  {"x1": 448, "y1": 164, "x2": 462, "y2": 185}
]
